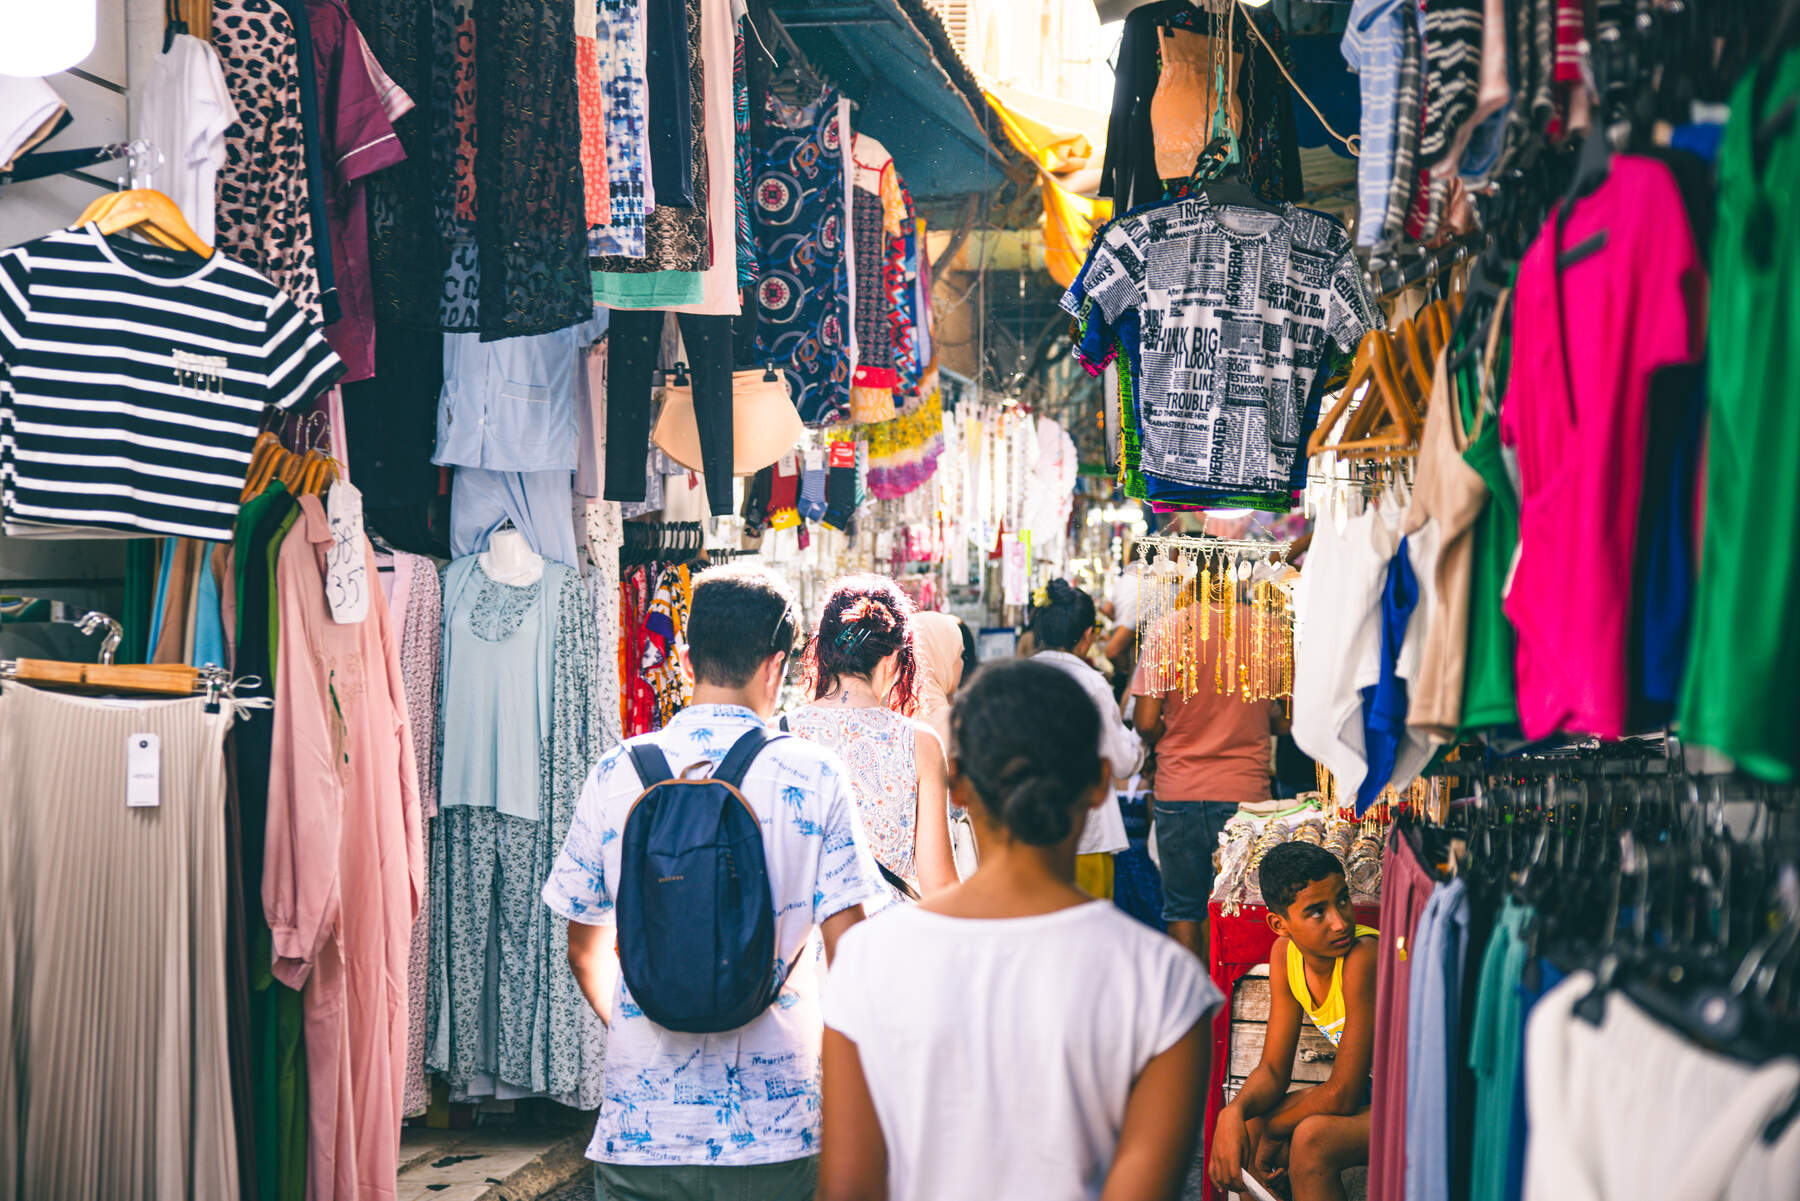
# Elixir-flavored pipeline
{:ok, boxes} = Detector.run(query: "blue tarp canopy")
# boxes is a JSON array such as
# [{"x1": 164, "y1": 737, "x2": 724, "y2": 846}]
[{"x1": 768, "y1": 0, "x2": 1031, "y2": 199}]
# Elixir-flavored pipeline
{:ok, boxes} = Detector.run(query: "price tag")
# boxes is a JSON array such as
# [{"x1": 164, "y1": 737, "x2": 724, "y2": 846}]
[
  {"x1": 828, "y1": 441, "x2": 857, "y2": 470},
  {"x1": 325, "y1": 480, "x2": 369, "y2": 624},
  {"x1": 127, "y1": 733, "x2": 161, "y2": 808}
]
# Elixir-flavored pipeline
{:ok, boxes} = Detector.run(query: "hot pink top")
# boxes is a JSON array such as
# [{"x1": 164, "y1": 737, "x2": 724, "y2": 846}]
[{"x1": 1499, "y1": 154, "x2": 1704, "y2": 739}]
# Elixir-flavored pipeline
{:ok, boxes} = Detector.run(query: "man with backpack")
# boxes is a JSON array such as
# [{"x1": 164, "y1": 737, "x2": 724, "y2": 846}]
[{"x1": 544, "y1": 563, "x2": 885, "y2": 1201}]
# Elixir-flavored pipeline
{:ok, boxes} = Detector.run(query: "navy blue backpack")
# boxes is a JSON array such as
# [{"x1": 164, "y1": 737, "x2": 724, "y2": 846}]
[{"x1": 616, "y1": 728, "x2": 792, "y2": 1033}]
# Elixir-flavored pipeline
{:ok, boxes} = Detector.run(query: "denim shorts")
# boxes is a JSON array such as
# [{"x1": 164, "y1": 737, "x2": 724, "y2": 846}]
[{"x1": 1151, "y1": 800, "x2": 1238, "y2": 922}]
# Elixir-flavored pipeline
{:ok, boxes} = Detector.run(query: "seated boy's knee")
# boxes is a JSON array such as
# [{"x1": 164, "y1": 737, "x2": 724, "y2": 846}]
[{"x1": 1288, "y1": 1115, "x2": 1337, "y2": 1172}]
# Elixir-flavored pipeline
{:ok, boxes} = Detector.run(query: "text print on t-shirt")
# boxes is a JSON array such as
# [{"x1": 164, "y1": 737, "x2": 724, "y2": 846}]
[{"x1": 1072, "y1": 200, "x2": 1377, "y2": 492}]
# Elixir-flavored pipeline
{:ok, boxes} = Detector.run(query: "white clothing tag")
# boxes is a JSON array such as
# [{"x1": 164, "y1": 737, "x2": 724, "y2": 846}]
[
  {"x1": 325, "y1": 480, "x2": 370, "y2": 624},
  {"x1": 778, "y1": 449, "x2": 800, "y2": 475},
  {"x1": 803, "y1": 447, "x2": 824, "y2": 473},
  {"x1": 126, "y1": 733, "x2": 161, "y2": 808}
]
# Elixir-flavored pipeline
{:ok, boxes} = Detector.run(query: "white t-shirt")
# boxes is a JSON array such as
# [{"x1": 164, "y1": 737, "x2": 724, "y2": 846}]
[
  {"x1": 135, "y1": 34, "x2": 237, "y2": 246},
  {"x1": 0, "y1": 75, "x2": 64, "y2": 171},
  {"x1": 1112, "y1": 571, "x2": 1141, "y2": 633},
  {"x1": 1035, "y1": 649, "x2": 1140, "y2": 855},
  {"x1": 823, "y1": 901, "x2": 1222, "y2": 1201}
]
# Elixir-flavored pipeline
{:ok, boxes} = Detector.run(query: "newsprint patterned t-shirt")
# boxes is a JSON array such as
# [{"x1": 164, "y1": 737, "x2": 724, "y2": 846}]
[{"x1": 1066, "y1": 200, "x2": 1380, "y2": 492}]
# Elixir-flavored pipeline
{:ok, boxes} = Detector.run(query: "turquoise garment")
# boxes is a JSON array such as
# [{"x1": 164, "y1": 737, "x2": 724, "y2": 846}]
[
  {"x1": 193, "y1": 550, "x2": 225, "y2": 668},
  {"x1": 590, "y1": 271, "x2": 705, "y2": 308},
  {"x1": 437, "y1": 556, "x2": 570, "y2": 821},
  {"x1": 1467, "y1": 898, "x2": 1531, "y2": 1201}
]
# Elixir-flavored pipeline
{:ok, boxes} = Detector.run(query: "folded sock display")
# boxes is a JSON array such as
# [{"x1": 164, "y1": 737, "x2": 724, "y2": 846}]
[
  {"x1": 798, "y1": 466, "x2": 828, "y2": 521},
  {"x1": 768, "y1": 455, "x2": 801, "y2": 529}
]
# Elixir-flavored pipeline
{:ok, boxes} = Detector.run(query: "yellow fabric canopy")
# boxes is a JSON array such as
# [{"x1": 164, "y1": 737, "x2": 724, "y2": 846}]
[{"x1": 984, "y1": 91, "x2": 1114, "y2": 289}]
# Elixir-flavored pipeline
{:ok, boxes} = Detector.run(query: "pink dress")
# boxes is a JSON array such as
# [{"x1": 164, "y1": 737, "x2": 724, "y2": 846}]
[
  {"x1": 265, "y1": 495, "x2": 423, "y2": 1201},
  {"x1": 1499, "y1": 155, "x2": 1704, "y2": 739}
]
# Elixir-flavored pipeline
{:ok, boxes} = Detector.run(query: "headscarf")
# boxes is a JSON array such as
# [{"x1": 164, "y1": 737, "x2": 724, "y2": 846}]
[{"x1": 912, "y1": 612, "x2": 965, "y2": 759}]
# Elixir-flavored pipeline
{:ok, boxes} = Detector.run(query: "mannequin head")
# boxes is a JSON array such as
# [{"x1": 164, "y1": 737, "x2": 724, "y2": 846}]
[{"x1": 807, "y1": 574, "x2": 919, "y2": 713}]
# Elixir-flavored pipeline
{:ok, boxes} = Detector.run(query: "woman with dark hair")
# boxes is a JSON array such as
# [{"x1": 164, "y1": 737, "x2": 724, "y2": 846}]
[
  {"x1": 787, "y1": 575, "x2": 957, "y2": 901},
  {"x1": 1030, "y1": 578, "x2": 1142, "y2": 899},
  {"x1": 818, "y1": 660, "x2": 1218, "y2": 1201}
]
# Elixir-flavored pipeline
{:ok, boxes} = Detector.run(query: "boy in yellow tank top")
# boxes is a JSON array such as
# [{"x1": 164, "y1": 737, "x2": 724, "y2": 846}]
[{"x1": 1209, "y1": 842, "x2": 1378, "y2": 1201}]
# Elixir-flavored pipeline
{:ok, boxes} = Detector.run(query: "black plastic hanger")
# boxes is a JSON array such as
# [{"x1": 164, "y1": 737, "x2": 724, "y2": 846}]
[
  {"x1": 1201, "y1": 169, "x2": 1284, "y2": 217},
  {"x1": 163, "y1": 0, "x2": 188, "y2": 51}
]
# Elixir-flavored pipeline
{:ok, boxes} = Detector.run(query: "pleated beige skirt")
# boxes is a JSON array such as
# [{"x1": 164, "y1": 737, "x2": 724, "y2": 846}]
[{"x1": 0, "y1": 683, "x2": 239, "y2": 1201}]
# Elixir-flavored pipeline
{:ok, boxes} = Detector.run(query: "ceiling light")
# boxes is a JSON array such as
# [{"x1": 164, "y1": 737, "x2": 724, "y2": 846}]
[{"x1": 0, "y1": 1, "x2": 97, "y2": 78}]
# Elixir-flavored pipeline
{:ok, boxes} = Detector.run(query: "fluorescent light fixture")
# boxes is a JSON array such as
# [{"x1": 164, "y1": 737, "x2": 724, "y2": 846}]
[{"x1": 0, "y1": 1, "x2": 97, "y2": 78}]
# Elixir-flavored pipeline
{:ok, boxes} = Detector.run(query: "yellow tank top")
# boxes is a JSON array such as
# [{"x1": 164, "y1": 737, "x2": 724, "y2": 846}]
[{"x1": 1285, "y1": 926, "x2": 1379, "y2": 1047}]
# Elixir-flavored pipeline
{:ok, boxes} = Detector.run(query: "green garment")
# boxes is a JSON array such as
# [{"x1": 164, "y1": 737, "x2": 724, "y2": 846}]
[
  {"x1": 263, "y1": 504, "x2": 308, "y2": 1201},
  {"x1": 1467, "y1": 898, "x2": 1531, "y2": 1201},
  {"x1": 1679, "y1": 52, "x2": 1800, "y2": 781},
  {"x1": 267, "y1": 507, "x2": 299, "y2": 675},
  {"x1": 233, "y1": 482, "x2": 290, "y2": 643},
  {"x1": 121, "y1": 540, "x2": 158, "y2": 664},
  {"x1": 1457, "y1": 307, "x2": 1519, "y2": 733},
  {"x1": 590, "y1": 269, "x2": 705, "y2": 309}
]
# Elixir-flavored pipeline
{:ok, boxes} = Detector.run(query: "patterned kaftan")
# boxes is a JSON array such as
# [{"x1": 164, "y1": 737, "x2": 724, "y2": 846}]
[{"x1": 427, "y1": 559, "x2": 604, "y2": 1106}]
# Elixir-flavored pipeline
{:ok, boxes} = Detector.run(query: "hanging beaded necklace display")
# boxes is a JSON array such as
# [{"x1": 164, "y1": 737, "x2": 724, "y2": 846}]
[{"x1": 1131, "y1": 533, "x2": 1295, "y2": 704}]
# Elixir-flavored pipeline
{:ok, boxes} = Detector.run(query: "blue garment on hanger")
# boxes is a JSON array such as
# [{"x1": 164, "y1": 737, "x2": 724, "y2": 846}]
[
  {"x1": 449, "y1": 468, "x2": 579, "y2": 566},
  {"x1": 1356, "y1": 535, "x2": 1419, "y2": 815},
  {"x1": 193, "y1": 553, "x2": 225, "y2": 668}
]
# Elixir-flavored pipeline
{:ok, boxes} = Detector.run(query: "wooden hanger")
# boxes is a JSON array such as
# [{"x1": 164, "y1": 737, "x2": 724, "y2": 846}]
[
  {"x1": 2, "y1": 658, "x2": 208, "y2": 696},
  {"x1": 1, "y1": 605, "x2": 227, "y2": 698},
  {"x1": 1307, "y1": 329, "x2": 1422, "y2": 460},
  {"x1": 241, "y1": 431, "x2": 286, "y2": 501},
  {"x1": 75, "y1": 188, "x2": 211, "y2": 257}
]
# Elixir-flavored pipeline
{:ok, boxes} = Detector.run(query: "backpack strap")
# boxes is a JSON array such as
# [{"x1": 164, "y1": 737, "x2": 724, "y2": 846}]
[
  {"x1": 626, "y1": 740, "x2": 677, "y2": 789},
  {"x1": 713, "y1": 727, "x2": 787, "y2": 790}
]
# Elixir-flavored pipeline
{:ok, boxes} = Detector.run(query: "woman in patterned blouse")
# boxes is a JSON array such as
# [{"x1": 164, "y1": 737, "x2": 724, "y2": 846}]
[{"x1": 786, "y1": 576, "x2": 958, "y2": 902}]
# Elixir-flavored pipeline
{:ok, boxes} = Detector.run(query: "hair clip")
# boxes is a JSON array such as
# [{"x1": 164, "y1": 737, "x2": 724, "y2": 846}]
[
  {"x1": 834, "y1": 625, "x2": 873, "y2": 654},
  {"x1": 1032, "y1": 584, "x2": 1051, "y2": 608}
]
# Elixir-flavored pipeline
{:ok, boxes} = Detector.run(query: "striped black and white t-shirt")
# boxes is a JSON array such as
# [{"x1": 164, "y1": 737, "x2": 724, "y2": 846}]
[{"x1": 0, "y1": 223, "x2": 343, "y2": 539}]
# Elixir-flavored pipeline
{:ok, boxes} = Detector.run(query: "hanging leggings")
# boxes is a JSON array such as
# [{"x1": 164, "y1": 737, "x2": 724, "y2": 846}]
[{"x1": 605, "y1": 309, "x2": 736, "y2": 516}]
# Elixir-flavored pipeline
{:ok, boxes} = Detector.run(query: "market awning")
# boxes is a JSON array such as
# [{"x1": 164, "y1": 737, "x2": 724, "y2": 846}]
[
  {"x1": 983, "y1": 89, "x2": 1113, "y2": 288},
  {"x1": 767, "y1": 0, "x2": 1035, "y2": 199}
]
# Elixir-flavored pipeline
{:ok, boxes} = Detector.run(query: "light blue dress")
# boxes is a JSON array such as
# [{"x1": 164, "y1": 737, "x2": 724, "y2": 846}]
[{"x1": 427, "y1": 554, "x2": 607, "y2": 1106}]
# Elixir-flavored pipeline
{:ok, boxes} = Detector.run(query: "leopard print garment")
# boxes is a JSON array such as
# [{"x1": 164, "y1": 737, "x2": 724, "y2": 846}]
[{"x1": 213, "y1": 0, "x2": 323, "y2": 321}]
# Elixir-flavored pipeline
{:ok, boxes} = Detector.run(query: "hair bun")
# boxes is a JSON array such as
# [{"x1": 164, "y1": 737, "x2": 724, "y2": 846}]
[
  {"x1": 1046, "y1": 577, "x2": 1077, "y2": 603},
  {"x1": 996, "y1": 761, "x2": 1081, "y2": 846},
  {"x1": 840, "y1": 596, "x2": 895, "y2": 633}
]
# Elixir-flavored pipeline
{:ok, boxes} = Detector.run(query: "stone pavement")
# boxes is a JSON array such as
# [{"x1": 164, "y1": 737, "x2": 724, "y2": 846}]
[{"x1": 396, "y1": 1127, "x2": 589, "y2": 1201}]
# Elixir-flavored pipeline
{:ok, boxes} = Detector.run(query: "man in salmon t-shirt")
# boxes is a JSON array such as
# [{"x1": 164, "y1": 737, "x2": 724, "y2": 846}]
[{"x1": 1132, "y1": 597, "x2": 1279, "y2": 961}]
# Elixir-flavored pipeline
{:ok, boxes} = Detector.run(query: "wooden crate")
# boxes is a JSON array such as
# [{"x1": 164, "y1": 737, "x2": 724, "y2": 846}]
[{"x1": 1220, "y1": 966, "x2": 1367, "y2": 1201}]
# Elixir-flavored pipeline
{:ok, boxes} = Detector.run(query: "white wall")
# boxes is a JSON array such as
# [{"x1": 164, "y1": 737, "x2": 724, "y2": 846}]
[
  {"x1": 0, "y1": 0, "x2": 134, "y2": 247},
  {"x1": 0, "y1": 0, "x2": 149, "y2": 651}
]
